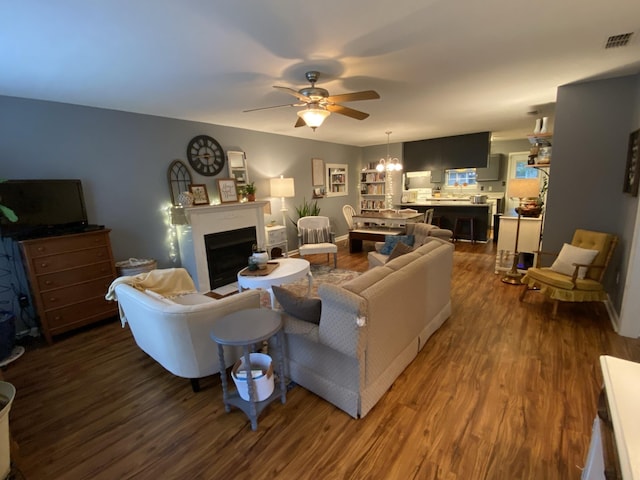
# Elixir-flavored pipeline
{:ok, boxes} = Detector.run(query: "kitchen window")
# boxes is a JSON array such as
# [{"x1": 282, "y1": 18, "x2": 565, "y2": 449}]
[{"x1": 445, "y1": 168, "x2": 477, "y2": 188}]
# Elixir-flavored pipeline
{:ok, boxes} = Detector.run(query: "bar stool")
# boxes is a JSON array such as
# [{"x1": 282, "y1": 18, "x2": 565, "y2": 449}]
[
  {"x1": 431, "y1": 215, "x2": 442, "y2": 227},
  {"x1": 453, "y1": 217, "x2": 475, "y2": 243}
]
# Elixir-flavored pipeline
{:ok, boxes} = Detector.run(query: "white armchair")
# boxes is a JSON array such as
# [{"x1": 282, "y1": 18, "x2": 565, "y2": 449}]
[
  {"x1": 113, "y1": 283, "x2": 261, "y2": 392},
  {"x1": 297, "y1": 215, "x2": 338, "y2": 268}
]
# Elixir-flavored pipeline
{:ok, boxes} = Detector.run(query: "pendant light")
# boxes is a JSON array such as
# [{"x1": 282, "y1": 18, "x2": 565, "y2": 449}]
[{"x1": 376, "y1": 131, "x2": 403, "y2": 172}]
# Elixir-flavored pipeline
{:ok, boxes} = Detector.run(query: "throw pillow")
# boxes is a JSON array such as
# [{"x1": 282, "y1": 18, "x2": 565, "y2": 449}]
[
  {"x1": 386, "y1": 241, "x2": 414, "y2": 262},
  {"x1": 380, "y1": 235, "x2": 415, "y2": 255},
  {"x1": 550, "y1": 243, "x2": 599, "y2": 279},
  {"x1": 272, "y1": 285, "x2": 321, "y2": 324},
  {"x1": 300, "y1": 226, "x2": 331, "y2": 244}
]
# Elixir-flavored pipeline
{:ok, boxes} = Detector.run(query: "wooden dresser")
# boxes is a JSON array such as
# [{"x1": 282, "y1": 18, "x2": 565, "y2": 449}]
[{"x1": 19, "y1": 229, "x2": 118, "y2": 344}]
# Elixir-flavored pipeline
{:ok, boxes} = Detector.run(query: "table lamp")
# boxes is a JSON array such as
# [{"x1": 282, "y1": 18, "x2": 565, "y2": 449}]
[
  {"x1": 501, "y1": 178, "x2": 541, "y2": 285},
  {"x1": 269, "y1": 176, "x2": 295, "y2": 227}
]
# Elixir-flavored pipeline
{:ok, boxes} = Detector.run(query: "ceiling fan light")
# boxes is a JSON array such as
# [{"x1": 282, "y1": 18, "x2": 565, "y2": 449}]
[{"x1": 297, "y1": 107, "x2": 330, "y2": 129}]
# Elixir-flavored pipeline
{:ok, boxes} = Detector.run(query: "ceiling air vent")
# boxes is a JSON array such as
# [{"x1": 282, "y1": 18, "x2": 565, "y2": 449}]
[{"x1": 605, "y1": 32, "x2": 634, "y2": 49}]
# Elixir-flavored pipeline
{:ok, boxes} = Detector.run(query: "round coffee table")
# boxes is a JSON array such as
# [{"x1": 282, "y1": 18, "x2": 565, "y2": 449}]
[{"x1": 237, "y1": 258, "x2": 312, "y2": 308}]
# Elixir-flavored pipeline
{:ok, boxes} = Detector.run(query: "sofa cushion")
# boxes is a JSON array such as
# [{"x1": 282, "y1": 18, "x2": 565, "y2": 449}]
[
  {"x1": 380, "y1": 235, "x2": 415, "y2": 255},
  {"x1": 342, "y1": 266, "x2": 391, "y2": 295},
  {"x1": 272, "y1": 286, "x2": 321, "y2": 324},
  {"x1": 387, "y1": 241, "x2": 414, "y2": 262}
]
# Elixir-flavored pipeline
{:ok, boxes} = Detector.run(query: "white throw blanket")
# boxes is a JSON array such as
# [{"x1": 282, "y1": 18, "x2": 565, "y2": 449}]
[{"x1": 105, "y1": 268, "x2": 197, "y2": 326}]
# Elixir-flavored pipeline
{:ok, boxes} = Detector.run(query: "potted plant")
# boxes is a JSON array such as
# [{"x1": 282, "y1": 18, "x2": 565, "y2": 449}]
[
  {"x1": 290, "y1": 198, "x2": 321, "y2": 228},
  {"x1": 243, "y1": 182, "x2": 256, "y2": 202},
  {"x1": 0, "y1": 179, "x2": 17, "y2": 223}
]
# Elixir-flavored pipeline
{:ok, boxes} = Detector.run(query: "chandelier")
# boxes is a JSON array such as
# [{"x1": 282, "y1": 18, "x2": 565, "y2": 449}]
[{"x1": 376, "y1": 131, "x2": 403, "y2": 172}]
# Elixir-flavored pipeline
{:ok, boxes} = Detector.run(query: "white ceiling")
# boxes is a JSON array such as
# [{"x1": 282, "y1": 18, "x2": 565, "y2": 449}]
[{"x1": 1, "y1": 1, "x2": 639, "y2": 147}]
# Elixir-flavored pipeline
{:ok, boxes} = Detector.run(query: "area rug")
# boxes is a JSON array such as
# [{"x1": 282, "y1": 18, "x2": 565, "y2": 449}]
[{"x1": 259, "y1": 265, "x2": 361, "y2": 309}]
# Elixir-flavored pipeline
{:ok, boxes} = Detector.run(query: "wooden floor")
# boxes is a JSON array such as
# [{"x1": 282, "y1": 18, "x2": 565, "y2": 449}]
[{"x1": 4, "y1": 240, "x2": 640, "y2": 479}]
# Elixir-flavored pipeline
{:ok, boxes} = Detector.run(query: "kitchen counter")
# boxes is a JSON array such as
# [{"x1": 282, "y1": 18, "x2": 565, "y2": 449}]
[
  {"x1": 398, "y1": 203, "x2": 491, "y2": 241},
  {"x1": 401, "y1": 201, "x2": 491, "y2": 207}
]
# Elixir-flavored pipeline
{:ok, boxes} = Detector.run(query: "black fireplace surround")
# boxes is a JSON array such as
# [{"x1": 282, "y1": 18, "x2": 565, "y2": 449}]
[{"x1": 205, "y1": 226, "x2": 257, "y2": 289}]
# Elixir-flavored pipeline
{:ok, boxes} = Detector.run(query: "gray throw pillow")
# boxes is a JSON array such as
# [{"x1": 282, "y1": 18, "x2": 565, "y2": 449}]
[
  {"x1": 386, "y1": 241, "x2": 414, "y2": 262},
  {"x1": 272, "y1": 286, "x2": 321, "y2": 324}
]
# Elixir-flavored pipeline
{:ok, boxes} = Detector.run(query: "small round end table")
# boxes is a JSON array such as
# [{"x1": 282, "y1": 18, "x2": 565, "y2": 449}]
[{"x1": 210, "y1": 308, "x2": 287, "y2": 431}]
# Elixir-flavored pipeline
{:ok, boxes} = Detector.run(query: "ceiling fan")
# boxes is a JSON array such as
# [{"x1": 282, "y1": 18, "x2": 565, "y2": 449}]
[{"x1": 244, "y1": 71, "x2": 380, "y2": 130}]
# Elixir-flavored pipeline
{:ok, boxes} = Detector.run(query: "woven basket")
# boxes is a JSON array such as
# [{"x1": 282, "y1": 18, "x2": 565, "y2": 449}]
[{"x1": 115, "y1": 258, "x2": 157, "y2": 277}]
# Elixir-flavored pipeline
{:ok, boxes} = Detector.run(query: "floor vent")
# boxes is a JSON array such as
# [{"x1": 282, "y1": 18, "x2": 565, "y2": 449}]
[{"x1": 605, "y1": 32, "x2": 634, "y2": 49}]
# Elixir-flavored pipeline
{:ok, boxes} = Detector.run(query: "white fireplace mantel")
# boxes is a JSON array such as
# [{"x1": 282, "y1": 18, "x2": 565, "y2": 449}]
[{"x1": 177, "y1": 202, "x2": 267, "y2": 292}]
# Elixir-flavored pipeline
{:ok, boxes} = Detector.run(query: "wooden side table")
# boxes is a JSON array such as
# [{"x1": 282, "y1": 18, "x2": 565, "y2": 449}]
[{"x1": 210, "y1": 309, "x2": 286, "y2": 431}]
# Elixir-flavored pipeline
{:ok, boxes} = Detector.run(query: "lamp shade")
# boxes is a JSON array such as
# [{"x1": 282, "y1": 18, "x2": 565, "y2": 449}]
[
  {"x1": 507, "y1": 178, "x2": 539, "y2": 199},
  {"x1": 297, "y1": 107, "x2": 330, "y2": 128},
  {"x1": 270, "y1": 177, "x2": 295, "y2": 198}
]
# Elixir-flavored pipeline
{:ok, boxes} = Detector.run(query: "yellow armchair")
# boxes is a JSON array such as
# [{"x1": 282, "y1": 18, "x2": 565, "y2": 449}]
[{"x1": 519, "y1": 229, "x2": 617, "y2": 317}]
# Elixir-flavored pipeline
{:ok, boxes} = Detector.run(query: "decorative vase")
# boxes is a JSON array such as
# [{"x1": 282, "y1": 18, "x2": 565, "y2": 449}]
[
  {"x1": 540, "y1": 117, "x2": 549, "y2": 134},
  {"x1": 533, "y1": 118, "x2": 542, "y2": 134},
  {"x1": 251, "y1": 251, "x2": 269, "y2": 269},
  {"x1": 177, "y1": 191, "x2": 194, "y2": 207},
  {"x1": 247, "y1": 193, "x2": 256, "y2": 202}
]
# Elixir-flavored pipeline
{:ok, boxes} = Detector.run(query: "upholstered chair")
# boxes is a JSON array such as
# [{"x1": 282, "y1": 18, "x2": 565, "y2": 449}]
[
  {"x1": 297, "y1": 216, "x2": 338, "y2": 268},
  {"x1": 520, "y1": 229, "x2": 618, "y2": 317}
]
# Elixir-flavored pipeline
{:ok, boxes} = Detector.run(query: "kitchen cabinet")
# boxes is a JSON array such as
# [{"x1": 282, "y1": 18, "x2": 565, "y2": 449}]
[
  {"x1": 477, "y1": 154, "x2": 502, "y2": 181},
  {"x1": 495, "y1": 216, "x2": 542, "y2": 274},
  {"x1": 20, "y1": 229, "x2": 118, "y2": 344},
  {"x1": 359, "y1": 169, "x2": 386, "y2": 211},
  {"x1": 403, "y1": 131, "x2": 491, "y2": 171}
]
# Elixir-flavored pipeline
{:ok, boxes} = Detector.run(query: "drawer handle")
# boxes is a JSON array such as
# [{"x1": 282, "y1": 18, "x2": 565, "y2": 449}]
[
  {"x1": 37, "y1": 246, "x2": 46, "y2": 252},
  {"x1": 96, "y1": 253, "x2": 104, "y2": 258},
  {"x1": 40, "y1": 263, "x2": 48, "y2": 268},
  {"x1": 54, "y1": 316, "x2": 61, "y2": 321},
  {"x1": 49, "y1": 297, "x2": 57, "y2": 303},
  {"x1": 44, "y1": 280, "x2": 52, "y2": 286}
]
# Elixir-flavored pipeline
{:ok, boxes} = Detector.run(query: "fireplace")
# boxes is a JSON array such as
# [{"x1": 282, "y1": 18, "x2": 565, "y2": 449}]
[
  {"x1": 176, "y1": 202, "x2": 268, "y2": 292},
  {"x1": 205, "y1": 227, "x2": 256, "y2": 289}
]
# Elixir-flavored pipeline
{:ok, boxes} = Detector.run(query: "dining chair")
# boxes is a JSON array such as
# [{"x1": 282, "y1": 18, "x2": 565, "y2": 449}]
[{"x1": 342, "y1": 204, "x2": 356, "y2": 229}]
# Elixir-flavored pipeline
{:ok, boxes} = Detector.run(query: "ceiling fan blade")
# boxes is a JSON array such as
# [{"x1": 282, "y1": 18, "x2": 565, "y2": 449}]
[
  {"x1": 294, "y1": 117, "x2": 307, "y2": 128},
  {"x1": 326, "y1": 90, "x2": 380, "y2": 103},
  {"x1": 326, "y1": 104, "x2": 370, "y2": 120},
  {"x1": 243, "y1": 103, "x2": 299, "y2": 113},
  {"x1": 273, "y1": 86, "x2": 311, "y2": 103}
]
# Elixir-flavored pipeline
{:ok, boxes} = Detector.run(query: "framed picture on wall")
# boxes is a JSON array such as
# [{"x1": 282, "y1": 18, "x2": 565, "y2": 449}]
[
  {"x1": 312, "y1": 158, "x2": 325, "y2": 186},
  {"x1": 189, "y1": 184, "x2": 210, "y2": 205},
  {"x1": 623, "y1": 129, "x2": 640, "y2": 197},
  {"x1": 217, "y1": 178, "x2": 239, "y2": 203}
]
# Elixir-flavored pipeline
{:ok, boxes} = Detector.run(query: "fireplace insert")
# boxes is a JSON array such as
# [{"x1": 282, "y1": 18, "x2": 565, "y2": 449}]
[{"x1": 205, "y1": 226, "x2": 257, "y2": 289}]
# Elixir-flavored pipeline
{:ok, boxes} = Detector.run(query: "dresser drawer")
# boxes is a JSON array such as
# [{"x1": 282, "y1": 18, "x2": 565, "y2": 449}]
[
  {"x1": 37, "y1": 262, "x2": 114, "y2": 291},
  {"x1": 267, "y1": 228, "x2": 287, "y2": 243},
  {"x1": 44, "y1": 297, "x2": 117, "y2": 331},
  {"x1": 22, "y1": 231, "x2": 109, "y2": 257},
  {"x1": 41, "y1": 276, "x2": 114, "y2": 310},
  {"x1": 32, "y1": 247, "x2": 111, "y2": 274}
]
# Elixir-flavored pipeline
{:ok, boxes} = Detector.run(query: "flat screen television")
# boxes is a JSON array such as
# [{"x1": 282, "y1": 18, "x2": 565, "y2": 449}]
[{"x1": 0, "y1": 179, "x2": 89, "y2": 239}]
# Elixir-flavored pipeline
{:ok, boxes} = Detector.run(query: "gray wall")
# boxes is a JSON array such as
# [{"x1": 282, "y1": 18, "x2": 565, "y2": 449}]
[
  {"x1": 0, "y1": 95, "x2": 361, "y2": 331},
  {"x1": 543, "y1": 73, "x2": 640, "y2": 315}
]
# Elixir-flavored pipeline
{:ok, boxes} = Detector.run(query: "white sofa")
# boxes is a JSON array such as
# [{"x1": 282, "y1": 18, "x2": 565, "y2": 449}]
[
  {"x1": 368, "y1": 222, "x2": 453, "y2": 268},
  {"x1": 275, "y1": 237, "x2": 454, "y2": 418},
  {"x1": 114, "y1": 283, "x2": 261, "y2": 391}
]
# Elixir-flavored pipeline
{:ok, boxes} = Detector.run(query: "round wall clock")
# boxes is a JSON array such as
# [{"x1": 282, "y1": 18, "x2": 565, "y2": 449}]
[{"x1": 186, "y1": 135, "x2": 225, "y2": 176}]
